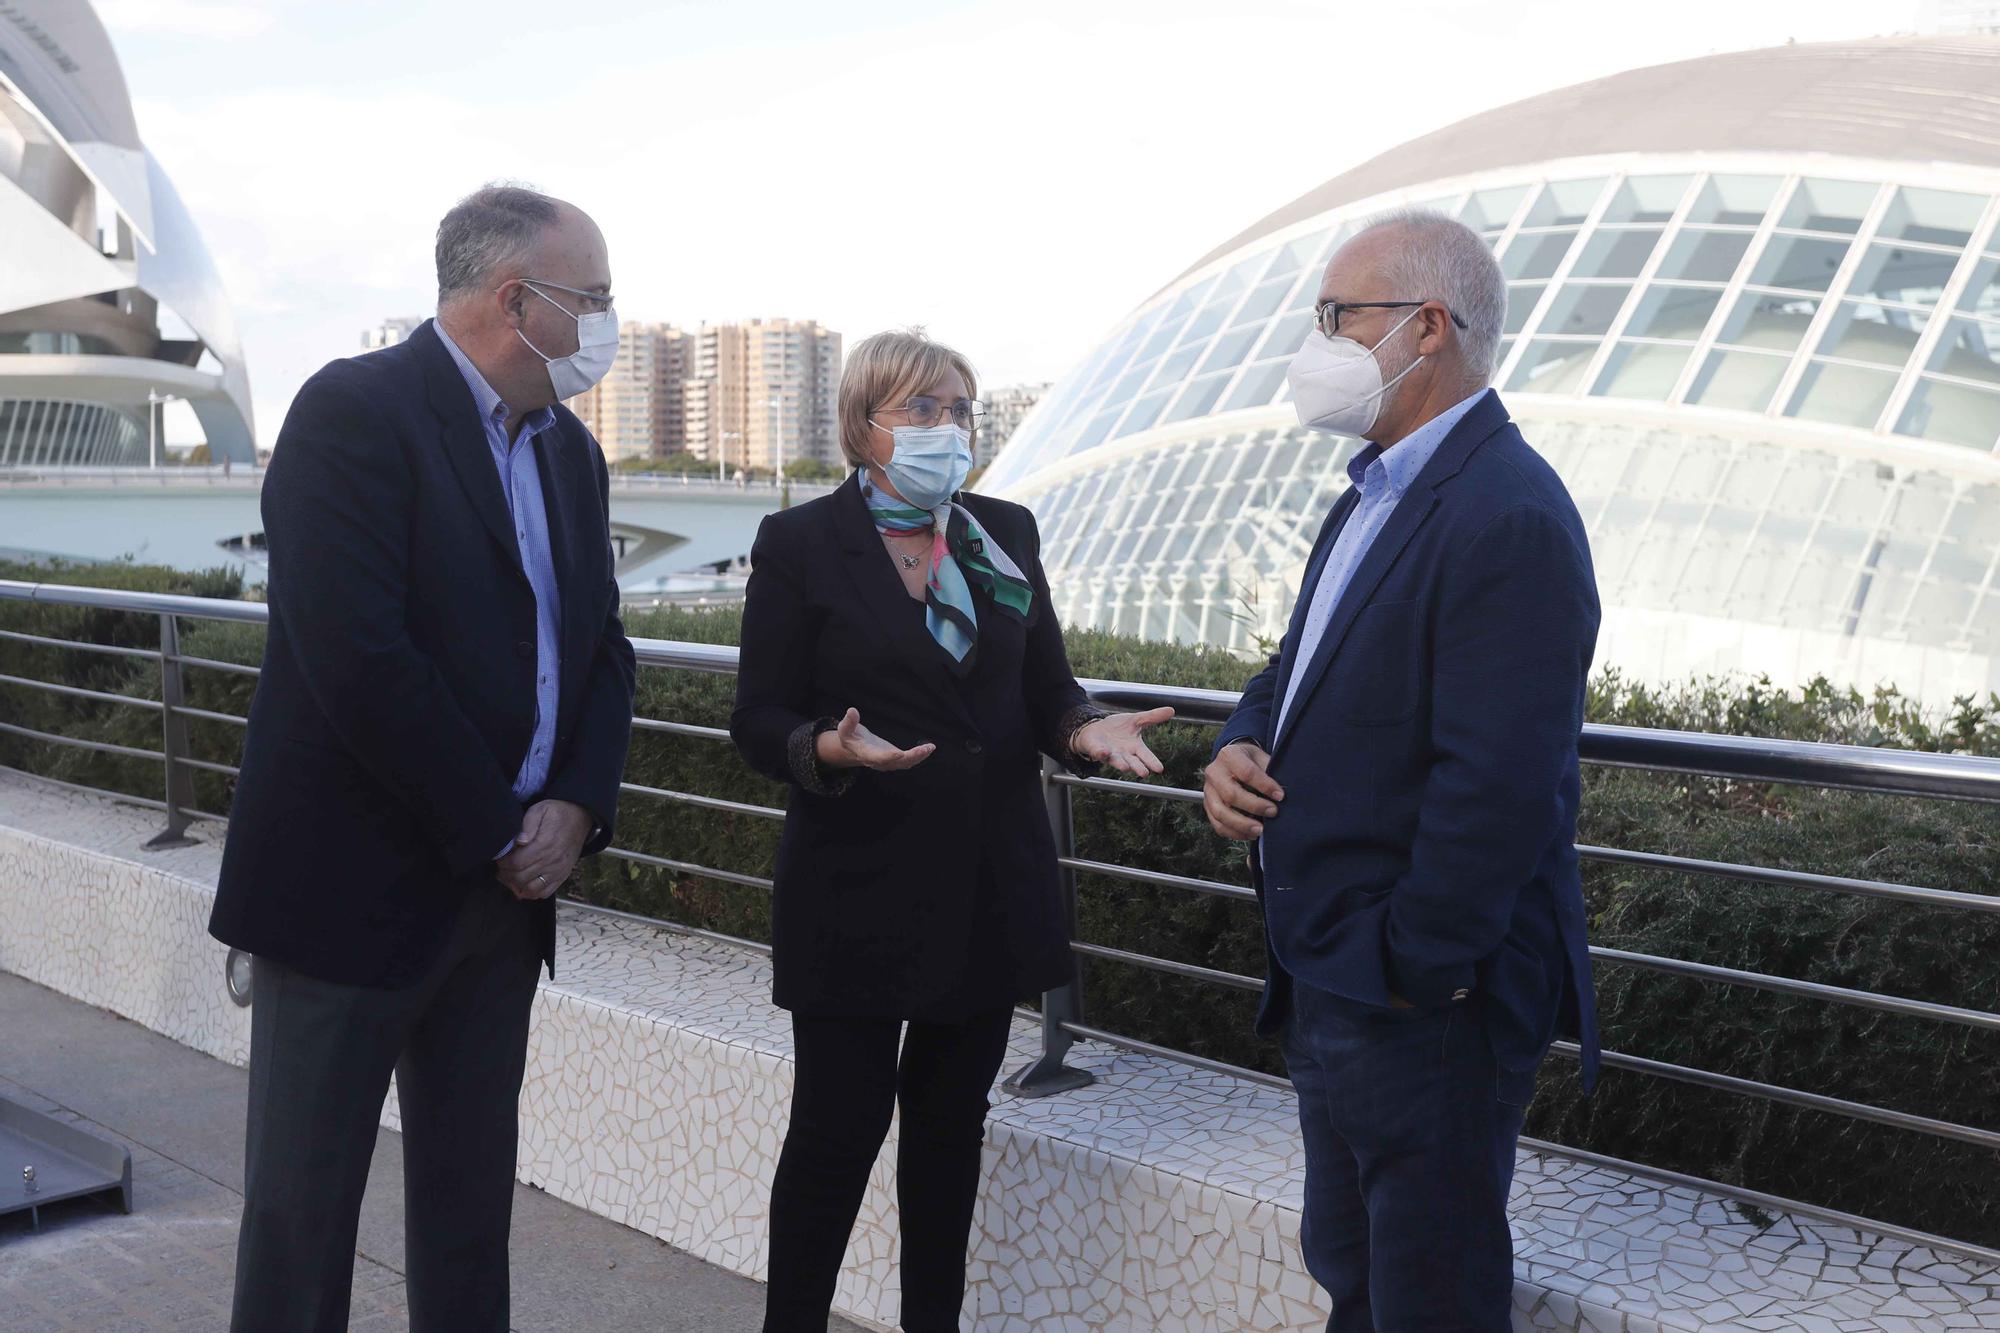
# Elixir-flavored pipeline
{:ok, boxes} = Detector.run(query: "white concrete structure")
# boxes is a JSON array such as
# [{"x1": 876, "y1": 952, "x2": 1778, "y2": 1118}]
[
  {"x1": 981, "y1": 38, "x2": 2000, "y2": 706},
  {"x1": 0, "y1": 2, "x2": 253, "y2": 464}
]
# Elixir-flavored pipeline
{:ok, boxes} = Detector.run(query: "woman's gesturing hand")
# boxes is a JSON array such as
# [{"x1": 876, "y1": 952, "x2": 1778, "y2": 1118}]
[
  {"x1": 1072, "y1": 706, "x2": 1175, "y2": 777},
  {"x1": 816, "y1": 707, "x2": 937, "y2": 772}
]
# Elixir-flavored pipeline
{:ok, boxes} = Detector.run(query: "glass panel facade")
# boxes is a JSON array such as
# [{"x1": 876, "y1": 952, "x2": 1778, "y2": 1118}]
[
  {"x1": 1501, "y1": 230, "x2": 1580, "y2": 280},
  {"x1": 1687, "y1": 174, "x2": 1782, "y2": 226},
  {"x1": 1896, "y1": 377, "x2": 2000, "y2": 451},
  {"x1": 0, "y1": 400, "x2": 147, "y2": 466},
  {"x1": 1461, "y1": 185, "x2": 1528, "y2": 233},
  {"x1": 1782, "y1": 178, "x2": 1879, "y2": 234},
  {"x1": 1571, "y1": 229, "x2": 1664, "y2": 279},
  {"x1": 1603, "y1": 176, "x2": 1692, "y2": 224},
  {"x1": 1508, "y1": 340, "x2": 1597, "y2": 394},
  {"x1": 1199, "y1": 324, "x2": 1264, "y2": 375},
  {"x1": 1715, "y1": 290, "x2": 1819, "y2": 352},
  {"x1": 1960, "y1": 256, "x2": 2000, "y2": 322},
  {"x1": 1750, "y1": 234, "x2": 1852, "y2": 292},
  {"x1": 1656, "y1": 229, "x2": 1753, "y2": 283},
  {"x1": 989, "y1": 163, "x2": 2000, "y2": 496},
  {"x1": 1877, "y1": 187, "x2": 1985, "y2": 248},
  {"x1": 1815, "y1": 301, "x2": 1929, "y2": 368},
  {"x1": 1504, "y1": 285, "x2": 1545, "y2": 334},
  {"x1": 1623, "y1": 286, "x2": 1722, "y2": 340},
  {"x1": 1926, "y1": 316, "x2": 2000, "y2": 383},
  {"x1": 1526, "y1": 178, "x2": 1609, "y2": 226},
  {"x1": 1688, "y1": 349, "x2": 1789, "y2": 412},
  {"x1": 1541, "y1": 283, "x2": 1633, "y2": 336},
  {"x1": 1594, "y1": 342, "x2": 1693, "y2": 400},
  {"x1": 1788, "y1": 362, "x2": 1898, "y2": 428},
  {"x1": 982, "y1": 166, "x2": 2000, "y2": 689},
  {"x1": 1223, "y1": 358, "x2": 1290, "y2": 411},
  {"x1": 1847, "y1": 242, "x2": 1958, "y2": 307}
]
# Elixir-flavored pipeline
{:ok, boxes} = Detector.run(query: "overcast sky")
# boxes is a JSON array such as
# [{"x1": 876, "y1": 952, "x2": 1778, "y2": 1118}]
[{"x1": 94, "y1": 0, "x2": 1927, "y2": 447}]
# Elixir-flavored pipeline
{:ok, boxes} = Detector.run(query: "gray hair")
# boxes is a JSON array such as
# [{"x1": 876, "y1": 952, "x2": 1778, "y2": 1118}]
[
  {"x1": 435, "y1": 183, "x2": 560, "y2": 303},
  {"x1": 1352, "y1": 208, "x2": 1507, "y2": 380}
]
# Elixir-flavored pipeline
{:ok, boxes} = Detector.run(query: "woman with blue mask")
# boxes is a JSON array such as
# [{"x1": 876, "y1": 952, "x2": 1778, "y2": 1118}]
[{"x1": 731, "y1": 328, "x2": 1172, "y2": 1331}]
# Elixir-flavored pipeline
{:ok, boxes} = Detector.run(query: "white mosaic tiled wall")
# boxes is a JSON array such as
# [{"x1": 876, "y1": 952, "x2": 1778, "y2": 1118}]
[
  {"x1": 0, "y1": 785, "x2": 249, "y2": 1067},
  {"x1": 5, "y1": 769, "x2": 1999, "y2": 1332}
]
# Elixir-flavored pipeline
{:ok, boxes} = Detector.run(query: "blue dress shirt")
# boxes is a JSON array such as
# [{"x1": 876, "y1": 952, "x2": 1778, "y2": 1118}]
[
  {"x1": 432, "y1": 322, "x2": 564, "y2": 852},
  {"x1": 1273, "y1": 389, "x2": 1489, "y2": 742}
]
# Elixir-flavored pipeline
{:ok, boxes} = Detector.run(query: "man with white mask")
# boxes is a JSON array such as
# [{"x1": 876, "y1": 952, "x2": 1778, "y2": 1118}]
[
  {"x1": 1202, "y1": 210, "x2": 1601, "y2": 1332},
  {"x1": 211, "y1": 183, "x2": 635, "y2": 1331}
]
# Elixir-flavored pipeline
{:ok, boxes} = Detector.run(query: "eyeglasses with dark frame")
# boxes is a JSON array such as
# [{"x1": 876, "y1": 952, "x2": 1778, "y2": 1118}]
[
  {"x1": 1314, "y1": 299, "x2": 1468, "y2": 340},
  {"x1": 875, "y1": 395, "x2": 988, "y2": 431}
]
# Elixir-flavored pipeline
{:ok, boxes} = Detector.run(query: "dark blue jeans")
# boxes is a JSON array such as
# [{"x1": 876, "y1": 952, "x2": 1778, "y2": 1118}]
[{"x1": 1282, "y1": 981, "x2": 1530, "y2": 1333}]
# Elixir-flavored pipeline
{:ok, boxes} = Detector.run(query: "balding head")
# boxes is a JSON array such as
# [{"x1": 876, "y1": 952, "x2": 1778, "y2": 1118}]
[
  {"x1": 431, "y1": 183, "x2": 613, "y2": 420},
  {"x1": 1331, "y1": 209, "x2": 1506, "y2": 381},
  {"x1": 435, "y1": 184, "x2": 603, "y2": 305},
  {"x1": 1310, "y1": 208, "x2": 1504, "y2": 444}
]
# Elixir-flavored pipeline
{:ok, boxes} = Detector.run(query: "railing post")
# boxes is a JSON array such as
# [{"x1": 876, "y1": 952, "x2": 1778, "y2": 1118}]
[
  {"x1": 145, "y1": 612, "x2": 198, "y2": 850},
  {"x1": 1003, "y1": 757, "x2": 1097, "y2": 1098}
]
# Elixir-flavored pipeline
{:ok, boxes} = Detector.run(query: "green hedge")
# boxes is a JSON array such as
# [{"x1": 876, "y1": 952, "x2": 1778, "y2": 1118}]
[{"x1": 3, "y1": 559, "x2": 1997, "y2": 1244}]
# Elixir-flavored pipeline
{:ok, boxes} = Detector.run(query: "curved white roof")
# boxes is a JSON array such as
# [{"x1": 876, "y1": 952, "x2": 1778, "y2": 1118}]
[
  {"x1": 1176, "y1": 37, "x2": 2000, "y2": 286},
  {"x1": 0, "y1": 1, "x2": 253, "y2": 458},
  {"x1": 0, "y1": 0, "x2": 150, "y2": 242}
]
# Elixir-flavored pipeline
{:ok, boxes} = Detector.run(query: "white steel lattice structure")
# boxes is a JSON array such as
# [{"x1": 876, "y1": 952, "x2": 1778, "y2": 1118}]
[
  {"x1": 0, "y1": 2, "x2": 253, "y2": 465},
  {"x1": 980, "y1": 37, "x2": 2000, "y2": 705}
]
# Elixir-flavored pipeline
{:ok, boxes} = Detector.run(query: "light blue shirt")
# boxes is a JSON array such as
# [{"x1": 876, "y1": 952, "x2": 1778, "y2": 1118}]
[
  {"x1": 433, "y1": 321, "x2": 564, "y2": 832},
  {"x1": 1273, "y1": 389, "x2": 1489, "y2": 743}
]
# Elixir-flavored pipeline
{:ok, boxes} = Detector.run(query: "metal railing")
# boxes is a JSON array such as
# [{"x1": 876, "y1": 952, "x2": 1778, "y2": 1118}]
[{"x1": 4, "y1": 577, "x2": 2000, "y2": 1245}]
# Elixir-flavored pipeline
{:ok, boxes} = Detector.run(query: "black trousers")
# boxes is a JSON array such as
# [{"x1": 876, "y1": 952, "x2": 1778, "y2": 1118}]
[
  {"x1": 762, "y1": 1006, "x2": 1015, "y2": 1333},
  {"x1": 228, "y1": 883, "x2": 543, "y2": 1333}
]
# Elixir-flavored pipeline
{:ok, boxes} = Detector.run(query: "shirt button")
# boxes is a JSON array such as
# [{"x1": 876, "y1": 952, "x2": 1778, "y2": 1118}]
[
  {"x1": 965, "y1": 739, "x2": 985, "y2": 755},
  {"x1": 515, "y1": 642, "x2": 532, "y2": 659}
]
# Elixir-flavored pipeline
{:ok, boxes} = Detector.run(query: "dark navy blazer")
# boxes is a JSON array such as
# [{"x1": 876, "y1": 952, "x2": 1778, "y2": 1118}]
[
  {"x1": 1215, "y1": 390, "x2": 1602, "y2": 1090},
  {"x1": 210, "y1": 321, "x2": 637, "y2": 988}
]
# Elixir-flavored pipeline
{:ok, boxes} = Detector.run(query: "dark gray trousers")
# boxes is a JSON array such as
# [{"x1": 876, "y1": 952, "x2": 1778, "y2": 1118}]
[{"x1": 228, "y1": 883, "x2": 543, "y2": 1333}]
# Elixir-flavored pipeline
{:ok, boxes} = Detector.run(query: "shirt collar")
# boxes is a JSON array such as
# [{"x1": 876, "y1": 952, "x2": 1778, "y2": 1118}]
[
  {"x1": 432, "y1": 318, "x2": 558, "y2": 441},
  {"x1": 1344, "y1": 388, "x2": 1491, "y2": 496}
]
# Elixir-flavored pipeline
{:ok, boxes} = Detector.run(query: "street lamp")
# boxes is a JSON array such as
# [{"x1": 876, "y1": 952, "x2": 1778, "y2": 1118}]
[{"x1": 764, "y1": 395, "x2": 786, "y2": 487}]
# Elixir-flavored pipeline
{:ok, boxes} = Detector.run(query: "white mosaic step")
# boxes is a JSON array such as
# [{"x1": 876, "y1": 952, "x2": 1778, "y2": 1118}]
[{"x1": 2, "y1": 767, "x2": 1996, "y2": 1331}]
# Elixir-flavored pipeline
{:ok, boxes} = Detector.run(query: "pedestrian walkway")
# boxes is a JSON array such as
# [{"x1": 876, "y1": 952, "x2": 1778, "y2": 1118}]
[{"x1": 0, "y1": 970, "x2": 864, "y2": 1333}]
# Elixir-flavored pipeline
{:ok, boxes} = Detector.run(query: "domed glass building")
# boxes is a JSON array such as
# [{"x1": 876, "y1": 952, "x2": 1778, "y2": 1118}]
[
  {"x1": 0, "y1": 1, "x2": 254, "y2": 465},
  {"x1": 980, "y1": 37, "x2": 2000, "y2": 704}
]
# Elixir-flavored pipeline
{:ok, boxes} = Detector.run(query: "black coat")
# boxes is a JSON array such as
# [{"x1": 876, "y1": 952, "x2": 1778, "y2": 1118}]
[
  {"x1": 210, "y1": 320, "x2": 637, "y2": 988},
  {"x1": 730, "y1": 473, "x2": 1097, "y2": 1019}
]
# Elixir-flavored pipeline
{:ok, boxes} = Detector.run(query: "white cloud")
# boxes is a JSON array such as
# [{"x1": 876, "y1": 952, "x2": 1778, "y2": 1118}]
[
  {"x1": 97, "y1": 0, "x2": 275, "y2": 40},
  {"x1": 119, "y1": 0, "x2": 1918, "y2": 446}
]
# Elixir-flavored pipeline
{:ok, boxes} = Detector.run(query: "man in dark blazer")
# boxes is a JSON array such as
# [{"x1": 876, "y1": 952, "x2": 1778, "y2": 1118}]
[
  {"x1": 210, "y1": 185, "x2": 636, "y2": 1332},
  {"x1": 1203, "y1": 210, "x2": 1601, "y2": 1333}
]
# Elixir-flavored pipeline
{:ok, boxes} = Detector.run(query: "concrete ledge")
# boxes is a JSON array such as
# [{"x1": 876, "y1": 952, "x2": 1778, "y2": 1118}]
[{"x1": 4, "y1": 769, "x2": 1998, "y2": 1331}]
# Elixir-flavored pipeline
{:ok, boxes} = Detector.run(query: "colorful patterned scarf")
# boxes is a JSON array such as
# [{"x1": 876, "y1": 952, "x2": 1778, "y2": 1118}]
[{"x1": 860, "y1": 471, "x2": 1034, "y2": 667}]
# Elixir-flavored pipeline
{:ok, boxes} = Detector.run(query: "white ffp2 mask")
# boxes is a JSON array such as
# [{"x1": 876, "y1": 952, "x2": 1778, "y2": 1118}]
[{"x1": 1285, "y1": 307, "x2": 1425, "y2": 438}]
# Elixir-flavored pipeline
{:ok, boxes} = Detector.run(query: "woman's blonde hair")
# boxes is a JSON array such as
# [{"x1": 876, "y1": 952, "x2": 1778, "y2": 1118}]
[{"x1": 837, "y1": 328, "x2": 979, "y2": 469}]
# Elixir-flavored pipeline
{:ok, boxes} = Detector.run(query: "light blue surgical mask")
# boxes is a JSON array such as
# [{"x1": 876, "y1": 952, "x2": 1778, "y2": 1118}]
[{"x1": 870, "y1": 422, "x2": 972, "y2": 510}]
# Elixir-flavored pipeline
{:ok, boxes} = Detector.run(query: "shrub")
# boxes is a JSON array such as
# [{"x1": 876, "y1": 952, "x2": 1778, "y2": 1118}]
[{"x1": 3, "y1": 561, "x2": 1996, "y2": 1243}]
